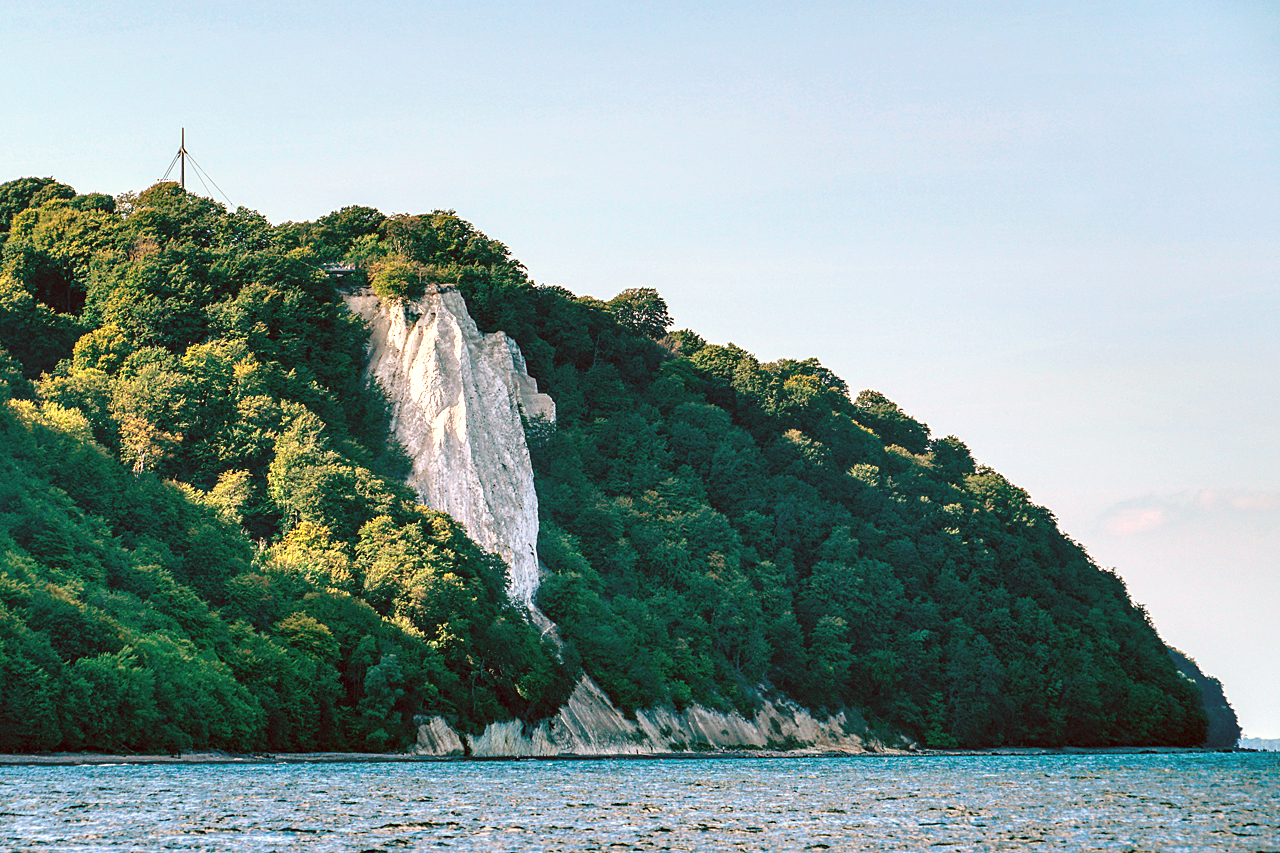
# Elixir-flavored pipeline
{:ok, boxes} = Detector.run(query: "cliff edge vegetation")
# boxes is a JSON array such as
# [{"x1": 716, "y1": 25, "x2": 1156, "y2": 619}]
[{"x1": 0, "y1": 177, "x2": 1210, "y2": 752}]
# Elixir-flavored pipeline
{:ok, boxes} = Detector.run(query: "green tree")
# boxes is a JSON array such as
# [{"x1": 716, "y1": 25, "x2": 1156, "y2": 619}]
[
  {"x1": 852, "y1": 390, "x2": 930, "y2": 454},
  {"x1": 0, "y1": 177, "x2": 75, "y2": 233},
  {"x1": 608, "y1": 287, "x2": 672, "y2": 339},
  {"x1": 370, "y1": 258, "x2": 425, "y2": 301}
]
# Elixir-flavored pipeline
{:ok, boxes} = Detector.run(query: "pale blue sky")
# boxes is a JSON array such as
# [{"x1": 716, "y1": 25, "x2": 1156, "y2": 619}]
[{"x1": 5, "y1": 0, "x2": 1277, "y2": 737}]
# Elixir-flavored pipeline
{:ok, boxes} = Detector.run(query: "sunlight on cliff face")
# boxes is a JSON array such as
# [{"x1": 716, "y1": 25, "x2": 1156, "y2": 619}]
[{"x1": 344, "y1": 285, "x2": 554, "y2": 626}]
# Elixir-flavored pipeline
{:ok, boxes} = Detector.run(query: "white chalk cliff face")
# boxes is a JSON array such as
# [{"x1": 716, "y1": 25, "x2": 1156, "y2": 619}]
[{"x1": 343, "y1": 285, "x2": 554, "y2": 623}]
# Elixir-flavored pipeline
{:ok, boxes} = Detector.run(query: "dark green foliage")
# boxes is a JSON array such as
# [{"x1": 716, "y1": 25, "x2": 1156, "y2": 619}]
[
  {"x1": 0, "y1": 277, "x2": 84, "y2": 379},
  {"x1": 852, "y1": 390, "x2": 930, "y2": 455},
  {"x1": 608, "y1": 288, "x2": 672, "y2": 339},
  {"x1": 0, "y1": 347, "x2": 34, "y2": 400},
  {"x1": 1169, "y1": 648, "x2": 1240, "y2": 748},
  {"x1": 0, "y1": 177, "x2": 75, "y2": 233}
]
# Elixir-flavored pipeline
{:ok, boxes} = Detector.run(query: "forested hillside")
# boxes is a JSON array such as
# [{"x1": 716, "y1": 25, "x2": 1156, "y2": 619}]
[
  {"x1": 0, "y1": 177, "x2": 1208, "y2": 752},
  {"x1": 1169, "y1": 649, "x2": 1239, "y2": 748}
]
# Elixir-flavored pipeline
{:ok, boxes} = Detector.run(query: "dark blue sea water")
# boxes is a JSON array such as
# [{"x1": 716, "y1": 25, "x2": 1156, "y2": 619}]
[{"x1": 2, "y1": 753, "x2": 1277, "y2": 851}]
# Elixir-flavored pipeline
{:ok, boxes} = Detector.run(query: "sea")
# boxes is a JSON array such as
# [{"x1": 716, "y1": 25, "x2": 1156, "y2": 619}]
[{"x1": 2, "y1": 752, "x2": 1277, "y2": 851}]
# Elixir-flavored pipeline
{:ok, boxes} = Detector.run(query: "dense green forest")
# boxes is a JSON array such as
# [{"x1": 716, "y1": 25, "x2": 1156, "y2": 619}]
[
  {"x1": 1168, "y1": 649, "x2": 1239, "y2": 749},
  {"x1": 0, "y1": 176, "x2": 1207, "y2": 753}
]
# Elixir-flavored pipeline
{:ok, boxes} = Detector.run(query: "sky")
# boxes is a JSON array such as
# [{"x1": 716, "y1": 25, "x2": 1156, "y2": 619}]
[{"x1": 4, "y1": 1, "x2": 1277, "y2": 737}]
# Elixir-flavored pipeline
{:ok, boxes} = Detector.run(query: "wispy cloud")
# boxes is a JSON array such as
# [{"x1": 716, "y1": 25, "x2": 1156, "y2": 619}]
[
  {"x1": 1101, "y1": 504, "x2": 1172, "y2": 536},
  {"x1": 1098, "y1": 489, "x2": 1280, "y2": 538},
  {"x1": 1193, "y1": 490, "x2": 1280, "y2": 513}
]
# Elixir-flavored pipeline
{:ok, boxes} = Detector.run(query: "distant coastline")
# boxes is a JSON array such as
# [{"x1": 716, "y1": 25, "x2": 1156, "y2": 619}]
[{"x1": 1239, "y1": 737, "x2": 1280, "y2": 751}]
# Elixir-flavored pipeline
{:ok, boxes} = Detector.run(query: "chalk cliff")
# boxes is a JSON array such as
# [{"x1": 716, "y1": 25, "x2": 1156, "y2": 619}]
[
  {"x1": 414, "y1": 678, "x2": 887, "y2": 757},
  {"x1": 343, "y1": 284, "x2": 553, "y2": 623}
]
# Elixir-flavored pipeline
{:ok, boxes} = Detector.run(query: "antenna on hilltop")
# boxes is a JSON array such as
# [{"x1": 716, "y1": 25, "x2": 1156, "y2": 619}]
[{"x1": 160, "y1": 128, "x2": 235, "y2": 208}]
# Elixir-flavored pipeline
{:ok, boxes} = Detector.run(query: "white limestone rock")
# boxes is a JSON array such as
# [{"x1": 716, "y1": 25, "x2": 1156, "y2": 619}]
[
  {"x1": 413, "y1": 675, "x2": 885, "y2": 757},
  {"x1": 343, "y1": 285, "x2": 553, "y2": 625},
  {"x1": 413, "y1": 715, "x2": 466, "y2": 757}
]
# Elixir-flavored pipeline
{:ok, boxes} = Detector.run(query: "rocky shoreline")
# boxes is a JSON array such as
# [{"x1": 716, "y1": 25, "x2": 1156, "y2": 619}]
[{"x1": 2, "y1": 745, "x2": 1252, "y2": 767}]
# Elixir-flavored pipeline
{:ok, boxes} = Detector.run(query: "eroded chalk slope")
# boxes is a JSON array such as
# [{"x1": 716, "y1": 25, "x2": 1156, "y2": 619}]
[{"x1": 344, "y1": 285, "x2": 553, "y2": 620}]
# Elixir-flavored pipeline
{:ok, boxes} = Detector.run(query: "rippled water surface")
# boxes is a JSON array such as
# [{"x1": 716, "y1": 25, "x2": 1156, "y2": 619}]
[{"x1": 3, "y1": 753, "x2": 1277, "y2": 851}]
